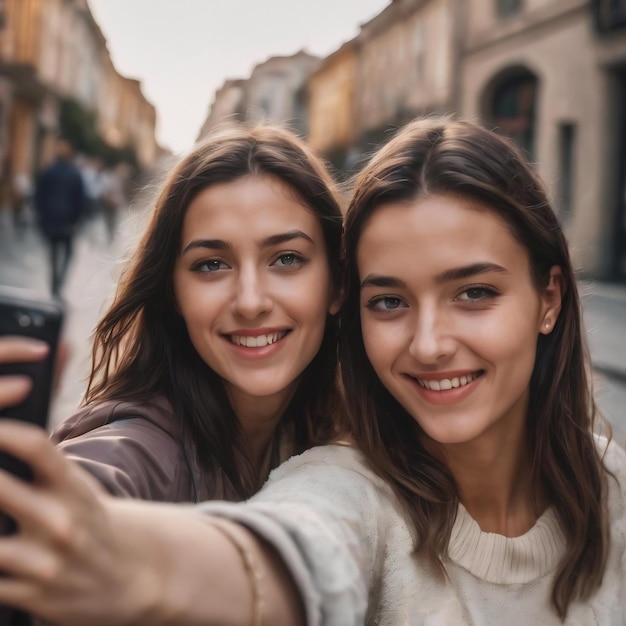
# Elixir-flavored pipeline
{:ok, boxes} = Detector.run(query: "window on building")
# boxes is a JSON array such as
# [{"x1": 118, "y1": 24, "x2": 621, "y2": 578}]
[
  {"x1": 496, "y1": 0, "x2": 522, "y2": 18},
  {"x1": 558, "y1": 123, "x2": 576, "y2": 220},
  {"x1": 491, "y1": 72, "x2": 537, "y2": 158}
]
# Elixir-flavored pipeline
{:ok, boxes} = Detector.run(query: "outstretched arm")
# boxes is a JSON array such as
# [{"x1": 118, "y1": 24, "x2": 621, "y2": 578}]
[{"x1": 0, "y1": 421, "x2": 305, "y2": 625}]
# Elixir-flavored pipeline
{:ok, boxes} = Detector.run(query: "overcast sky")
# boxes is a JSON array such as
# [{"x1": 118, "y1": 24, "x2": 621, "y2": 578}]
[{"x1": 87, "y1": 0, "x2": 390, "y2": 154}]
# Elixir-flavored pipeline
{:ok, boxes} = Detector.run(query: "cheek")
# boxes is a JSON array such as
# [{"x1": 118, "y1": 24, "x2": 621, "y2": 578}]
[
  {"x1": 361, "y1": 316, "x2": 396, "y2": 374},
  {"x1": 175, "y1": 285, "x2": 222, "y2": 340},
  {"x1": 281, "y1": 267, "x2": 334, "y2": 319},
  {"x1": 467, "y1": 312, "x2": 539, "y2": 382}
]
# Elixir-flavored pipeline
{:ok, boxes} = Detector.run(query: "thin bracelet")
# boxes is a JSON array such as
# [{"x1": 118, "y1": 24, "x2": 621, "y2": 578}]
[{"x1": 207, "y1": 517, "x2": 264, "y2": 626}]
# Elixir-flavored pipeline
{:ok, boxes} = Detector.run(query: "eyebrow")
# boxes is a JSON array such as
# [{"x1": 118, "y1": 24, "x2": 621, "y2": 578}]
[
  {"x1": 360, "y1": 275, "x2": 407, "y2": 290},
  {"x1": 182, "y1": 229, "x2": 314, "y2": 255},
  {"x1": 182, "y1": 239, "x2": 232, "y2": 254},
  {"x1": 360, "y1": 262, "x2": 508, "y2": 290},
  {"x1": 434, "y1": 262, "x2": 508, "y2": 283},
  {"x1": 259, "y1": 230, "x2": 314, "y2": 248}
]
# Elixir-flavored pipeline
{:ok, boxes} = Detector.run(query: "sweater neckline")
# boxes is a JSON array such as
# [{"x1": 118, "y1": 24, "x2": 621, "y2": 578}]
[{"x1": 447, "y1": 503, "x2": 566, "y2": 584}]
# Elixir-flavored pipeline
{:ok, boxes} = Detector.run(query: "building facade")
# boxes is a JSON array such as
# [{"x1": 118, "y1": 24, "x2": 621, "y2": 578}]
[
  {"x1": 305, "y1": 0, "x2": 460, "y2": 170},
  {"x1": 460, "y1": 0, "x2": 626, "y2": 278},
  {"x1": 306, "y1": 41, "x2": 359, "y2": 168},
  {"x1": 197, "y1": 50, "x2": 319, "y2": 141},
  {"x1": 197, "y1": 78, "x2": 245, "y2": 140},
  {"x1": 0, "y1": 0, "x2": 160, "y2": 210},
  {"x1": 355, "y1": 0, "x2": 458, "y2": 146}
]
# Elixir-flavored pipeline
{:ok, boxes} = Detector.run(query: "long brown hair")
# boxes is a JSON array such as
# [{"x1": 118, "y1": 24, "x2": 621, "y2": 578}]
[
  {"x1": 340, "y1": 116, "x2": 609, "y2": 618},
  {"x1": 85, "y1": 124, "x2": 344, "y2": 499}
]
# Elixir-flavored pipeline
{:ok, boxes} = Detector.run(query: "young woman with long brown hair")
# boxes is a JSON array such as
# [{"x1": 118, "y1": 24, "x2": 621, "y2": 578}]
[
  {"x1": 27, "y1": 123, "x2": 344, "y2": 503},
  {"x1": 0, "y1": 117, "x2": 623, "y2": 625}
]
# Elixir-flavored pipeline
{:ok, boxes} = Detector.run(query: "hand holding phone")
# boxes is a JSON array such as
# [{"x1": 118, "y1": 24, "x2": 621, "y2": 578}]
[{"x1": 0, "y1": 286, "x2": 64, "y2": 481}]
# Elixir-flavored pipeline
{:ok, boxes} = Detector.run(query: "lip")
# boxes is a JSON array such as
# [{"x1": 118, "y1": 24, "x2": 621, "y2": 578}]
[
  {"x1": 223, "y1": 328, "x2": 291, "y2": 361},
  {"x1": 225, "y1": 327, "x2": 289, "y2": 338},
  {"x1": 411, "y1": 370, "x2": 477, "y2": 382},
  {"x1": 404, "y1": 370, "x2": 484, "y2": 405}
]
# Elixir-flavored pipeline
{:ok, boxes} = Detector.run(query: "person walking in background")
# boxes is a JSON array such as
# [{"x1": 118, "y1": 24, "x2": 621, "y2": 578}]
[
  {"x1": 34, "y1": 137, "x2": 86, "y2": 298},
  {"x1": 76, "y1": 155, "x2": 105, "y2": 240},
  {"x1": 11, "y1": 171, "x2": 33, "y2": 229},
  {"x1": 98, "y1": 164, "x2": 125, "y2": 244}
]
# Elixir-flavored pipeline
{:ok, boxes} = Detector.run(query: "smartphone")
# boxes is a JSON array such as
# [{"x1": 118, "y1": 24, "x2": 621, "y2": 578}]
[
  {"x1": 0, "y1": 285, "x2": 64, "y2": 480},
  {"x1": 0, "y1": 287, "x2": 61, "y2": 626}
]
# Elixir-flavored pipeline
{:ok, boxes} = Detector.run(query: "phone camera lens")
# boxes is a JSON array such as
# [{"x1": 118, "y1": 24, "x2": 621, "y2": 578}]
[
  {"x1": 32, "y1": 314, "x2": 45, "y2": 327},
  {"x1": 17, "y1": 313, "x2": 31, "y2": 328}
]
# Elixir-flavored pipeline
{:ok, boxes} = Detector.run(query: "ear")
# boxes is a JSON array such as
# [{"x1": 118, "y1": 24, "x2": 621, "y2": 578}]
[{"x1": 539, "y1": 265, "x2": 564, "y2": 335}]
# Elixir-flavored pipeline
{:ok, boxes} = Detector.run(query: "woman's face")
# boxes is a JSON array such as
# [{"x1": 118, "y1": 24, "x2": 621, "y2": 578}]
[
  {"x1": 173, "y1": 174, "x2": 338, "y2": 414},
  {"x1": 357, "y1": 194, "x2": 561, "y2": 449}
]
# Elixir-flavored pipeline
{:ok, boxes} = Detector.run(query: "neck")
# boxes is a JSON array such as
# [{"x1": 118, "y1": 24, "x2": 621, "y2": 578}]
[
  {"x1": 427, "y1": 419, "x2": 545, "y2": 537},
  {"x1": 229, "y1": 390, "x2": 295, "y2": 473}
]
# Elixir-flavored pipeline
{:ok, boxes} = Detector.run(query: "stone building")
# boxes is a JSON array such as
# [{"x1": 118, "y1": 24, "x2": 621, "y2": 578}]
[
  {"x1": 198, "y1": 50, "x2": 319, "y2": 141},
  {"x1": 197, "y1": 79, "x2": 246, "y2": 140},
  {"x1": 0, "y1": 0, "x2": 160, "y2": 207},
  {"x1": 306, "y1": 0, "x2": 460, "y2": 171},
  {"x1": 355, "y1": 0, "x2": 458, "y2": 147},
  {"x1": 302, "y1": 0, "x2": 626, "y2": 278},
  {"x1": 307, "y1": 41, "x2": 359, "y2": 169},
  {"x1": 460, "y1": 0, "x2": 626, "y2": 279}
]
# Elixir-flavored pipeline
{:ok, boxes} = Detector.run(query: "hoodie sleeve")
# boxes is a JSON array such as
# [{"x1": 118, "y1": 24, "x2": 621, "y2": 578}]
[{"x1": 51, "y1": 402, "x2": 189, "y2": 501}]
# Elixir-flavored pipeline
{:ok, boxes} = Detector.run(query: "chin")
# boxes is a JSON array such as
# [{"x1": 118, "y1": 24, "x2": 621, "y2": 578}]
[{"x1": 417, "y1": 420, "x2": 485, "y2": 447}]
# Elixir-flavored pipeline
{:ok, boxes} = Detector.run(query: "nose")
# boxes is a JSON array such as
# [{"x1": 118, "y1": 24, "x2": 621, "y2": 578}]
[
  {"x1": 231, "y1": 265, "x2": 273, "y2": 319},
  {"x1": 407, "y1": 306, "x2": 456, "y2": 365}
]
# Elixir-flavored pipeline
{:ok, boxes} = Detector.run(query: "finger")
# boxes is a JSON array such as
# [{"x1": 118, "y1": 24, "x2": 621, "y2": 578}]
[
  {"x1": 0, "y1": 337, "x2": 49, "y2": 363},
  {"x1": 0, "y1": 535, "x2": 58, "y2": 580},
  {"x1": 0, "y1": 422, "x2": 69, "y2": 487},
  {"x1": 0, "y1": 468, "x2": 48, "y2": 530},
  {"x1": 0, "y1": 376, "x2": 33, "y2": 408},
  {"x1": 0, "y1": 577, "x2": 41, "y2": 624},
  {"x1": 0, "y1": 578, "x2": 38, "y2": 614}
]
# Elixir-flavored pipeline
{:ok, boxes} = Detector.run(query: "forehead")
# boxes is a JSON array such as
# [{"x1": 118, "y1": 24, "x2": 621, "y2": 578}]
[
  {"x1": 357, "y1": 194, "x2": 530, "y2": 275},
  {"x1": 182, "y1": 174, "x2": 321, "y2": 235}
]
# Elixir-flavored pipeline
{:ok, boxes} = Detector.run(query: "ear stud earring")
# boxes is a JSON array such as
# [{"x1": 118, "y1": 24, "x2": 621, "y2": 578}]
[{"x1": 545, "y1": 321, "x2": 550, "y2": 329}]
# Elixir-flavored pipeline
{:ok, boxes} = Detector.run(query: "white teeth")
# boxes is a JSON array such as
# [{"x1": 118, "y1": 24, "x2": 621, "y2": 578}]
[
  {"x1": 231, "y1": 332, "x2": 285, "y2": 347},
  {"x1": 417, "y1": 372, "x2": 479, "y2": 391}
]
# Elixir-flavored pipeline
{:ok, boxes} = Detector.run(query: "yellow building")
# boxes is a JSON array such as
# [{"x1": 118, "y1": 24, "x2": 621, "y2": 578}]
[
  {"x1": 304, "y1": 0, "x2": 459, "y2": 168},
  {"x1": 0, "y1": 0, "x2": 160, "y2": 209},
  {"x1": 307, "y1": 41, "x2": 358, "y2": 168},
  {"x1": 0, "y1": 0, "x2": 46, "y2": 188}
]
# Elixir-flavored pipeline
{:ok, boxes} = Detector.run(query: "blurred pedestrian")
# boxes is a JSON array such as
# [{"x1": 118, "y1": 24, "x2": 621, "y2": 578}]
[
  {"x1": 34, "y1": 137, "x2": 86, "y2": 298},
  {"x1": 99, "y1": 165, "x2": 125, "y2": 244},
  {"x1": 11, "y1": 172, "x2": 32, "y2": 229}
]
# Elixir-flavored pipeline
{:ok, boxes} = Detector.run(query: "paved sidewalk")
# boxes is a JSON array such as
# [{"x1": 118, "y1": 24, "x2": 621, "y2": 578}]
[{"x1": 578, "y1": 280, "x2": 626, "y2": 443}]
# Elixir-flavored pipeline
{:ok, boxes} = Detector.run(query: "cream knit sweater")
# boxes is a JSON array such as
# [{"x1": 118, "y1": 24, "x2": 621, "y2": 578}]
[{"x1": 200, "y1": 439, "x2": 626, "y2": 625}]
